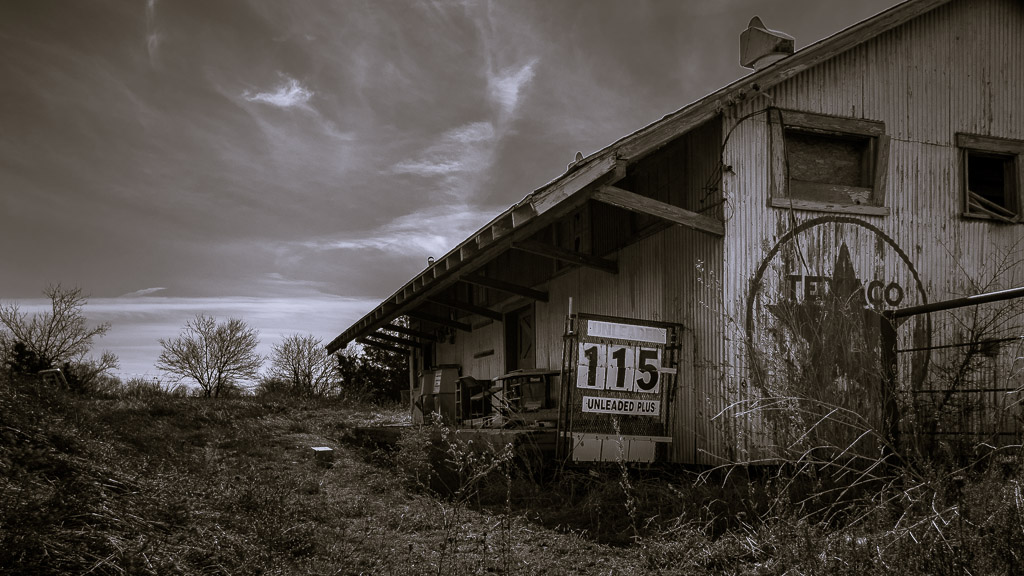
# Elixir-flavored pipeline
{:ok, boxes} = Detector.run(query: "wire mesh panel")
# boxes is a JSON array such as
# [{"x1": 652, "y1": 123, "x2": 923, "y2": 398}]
[
  {"x1": 893, "y1": 295, "x2": 1024, "y2": 458},
  {"x1": 558, "y1": 314, "x2": 679, "y2": 462}
]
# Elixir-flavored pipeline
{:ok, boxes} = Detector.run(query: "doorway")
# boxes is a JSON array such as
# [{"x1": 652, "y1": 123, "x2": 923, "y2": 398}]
[{"x1": 504, "y1": 304, "x2": 536, "y2": 372}]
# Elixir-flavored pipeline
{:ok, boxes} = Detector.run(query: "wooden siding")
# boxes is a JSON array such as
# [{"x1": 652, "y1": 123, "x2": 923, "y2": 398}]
[
  {"x1": 431, "y1": 316, "x2": 505, "y2": 381},
  {"x1": 719, "y1": 0, "x2": 1024, "y2": 461}
]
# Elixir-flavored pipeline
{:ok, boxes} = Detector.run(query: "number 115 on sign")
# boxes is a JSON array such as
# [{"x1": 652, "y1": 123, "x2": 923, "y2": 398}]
[{"x1": 576, "y1": 343, "x2": 661, "y2": 393}]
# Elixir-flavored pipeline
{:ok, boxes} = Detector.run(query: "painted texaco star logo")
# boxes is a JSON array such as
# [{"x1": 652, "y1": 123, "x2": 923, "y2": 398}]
[
  {"x1": 745, "y1": 216, "x2": 931, "y2": 417},
  {"x1": 766, "y1": 242, "x2": 888, "y2": 394}
]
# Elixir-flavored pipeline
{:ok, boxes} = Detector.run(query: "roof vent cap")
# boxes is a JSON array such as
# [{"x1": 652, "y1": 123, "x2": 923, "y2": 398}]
[{"x1": 740, "y1": 16, "x2": 794, "y2": 70}]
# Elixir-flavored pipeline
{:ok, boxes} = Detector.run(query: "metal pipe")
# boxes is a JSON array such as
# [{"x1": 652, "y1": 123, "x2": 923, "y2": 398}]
[
  {"x1": 886, "y1": 286, "x2": 1024, "y2": 319},
  {"x1": 896, "y1": 335, "x2": 1022, "y2": 354}
]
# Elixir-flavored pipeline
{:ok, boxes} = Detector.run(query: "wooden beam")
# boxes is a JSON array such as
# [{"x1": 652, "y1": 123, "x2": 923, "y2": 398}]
[
  {"x1": 427, "y1": 297, "x2": 503, "y2": 321},
  {"x1": 405, "y1": 309, "x2": 473, "y2": 332},
  {"x1": 461, "y1": 274, "x2": 549, "y2": 303},
  {"x1": 491, "y1": 213, "x2": 514, "y2": 240},
  {"x1": 511, "y1": 240, "x2": 618, "y2": 274},
  {"x1": 384, "y1": 324, "x2": 435, "y2": 341},
  {"x1": 369, "y1": 331, "x2": 423, "y2": 348},
  {"x1": 512, "y1": 202, "x2": 538, "y2": 227},
  {"x1": 357, "y1": 337, "x2": 410, "y2": 356},
  {"x1": 531, "y1": 156, "x2": 625, "y2": 216},
  {"x1": 593, "y1": 185, "x2": 725, "y2": 237},
  {"x1": 475, "y1": 227, "x2": 494, "y2": 248}
]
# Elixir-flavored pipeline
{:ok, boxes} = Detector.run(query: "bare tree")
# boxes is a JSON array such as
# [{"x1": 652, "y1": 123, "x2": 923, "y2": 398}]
[
  {"x1": 267, "y1": 334, "x2": 336, "y2": 397},
  {"x1": 156, "y1": 315, "x2": 262, "y2": 397},
  {"x1": 0, "y1": 284, "x2": 110, "y2": 365},
  {"x1": 0, "y1": 284, "x2": 118, "y2": 387}
]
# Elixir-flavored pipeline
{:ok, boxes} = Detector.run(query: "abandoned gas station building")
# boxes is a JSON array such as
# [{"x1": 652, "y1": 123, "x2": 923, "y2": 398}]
[{"x1": 328, "y1": 0, "x2": 1024, "y2": 465}]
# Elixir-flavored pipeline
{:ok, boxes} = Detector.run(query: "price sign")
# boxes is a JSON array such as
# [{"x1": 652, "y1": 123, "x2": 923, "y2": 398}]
[{"x1": 576, "y1": 343, "x2": 661, "y2": 394}]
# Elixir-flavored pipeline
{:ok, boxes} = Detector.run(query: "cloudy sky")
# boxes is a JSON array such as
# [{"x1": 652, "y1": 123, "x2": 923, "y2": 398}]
[{"x1": 0, "y1": 0, "x2": 899, "y2": 381}]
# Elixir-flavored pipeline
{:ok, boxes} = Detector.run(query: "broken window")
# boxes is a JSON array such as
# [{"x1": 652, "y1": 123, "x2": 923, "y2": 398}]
[
  {"x1": 770, "y1": 110, "x2": 889, "y2": 215},
  {"x1": 957, "y1": 133, "x2": 1024, "y2": 223}
]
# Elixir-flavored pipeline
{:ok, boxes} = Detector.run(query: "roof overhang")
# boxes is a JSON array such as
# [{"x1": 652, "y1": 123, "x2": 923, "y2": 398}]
[
  {"x1": 326, "y1": 155, "x2": 626, "y2": 354},
  {"x1": 326, "y1": 0, "x2": 951, "y2": 355}
]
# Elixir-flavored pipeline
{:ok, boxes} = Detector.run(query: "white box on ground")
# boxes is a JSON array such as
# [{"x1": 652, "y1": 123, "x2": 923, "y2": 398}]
[{"x1": 311, "y1": 446, "x2": 333, "y2": 463}]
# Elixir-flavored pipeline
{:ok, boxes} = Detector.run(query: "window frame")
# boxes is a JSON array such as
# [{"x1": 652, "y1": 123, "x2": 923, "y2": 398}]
[
  {"x1": 956, "y1": 133, "x2": 1024, "y2": 224},
  {"x1": 769, "y1": 109, "x2": 890, "y2": 216}
]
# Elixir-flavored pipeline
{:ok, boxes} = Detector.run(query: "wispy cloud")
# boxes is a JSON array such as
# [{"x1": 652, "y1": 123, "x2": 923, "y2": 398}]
[
  {"x1": 120, "y1": 287, "x2": 167, "y2": 297},
  {"x1": 388, "y1": 121, "x2": 495, "y2": 178},
  {"x1": 488, "y1": 60, "x2": 537, "y2": 119},
  {"x1": 301, "y1": 204, "x2": 497, "y2": 258},
  {"x1": 243, "y1": 76, "x2": 313, "y2": 108},
  {"x1": 390, "y1": 159, "x2": 465, "y2": 177},
  {"x1": 145, "y1": 0, "x2": 160, "y2": 66},
  {"x1": 447, "y1": 121, "x2": 495, "y2": 144}
]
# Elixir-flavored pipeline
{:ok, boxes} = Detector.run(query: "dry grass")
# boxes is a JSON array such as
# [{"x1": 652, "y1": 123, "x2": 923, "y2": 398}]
[
  {"x1": 0, "y1": 377, "x2": 647, "y2": 575},
  {"x1": 4, "y1": 374, "x2": 1024, "y2": 575}
]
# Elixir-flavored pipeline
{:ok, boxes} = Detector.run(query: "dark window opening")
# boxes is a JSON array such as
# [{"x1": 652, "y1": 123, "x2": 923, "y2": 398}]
[
  {"x1": 965, "y1": 151, "x2": 1016, "y2": 218},
  {"x1": 957, "y1": 133, "x2": 1024, "y2": 223}
]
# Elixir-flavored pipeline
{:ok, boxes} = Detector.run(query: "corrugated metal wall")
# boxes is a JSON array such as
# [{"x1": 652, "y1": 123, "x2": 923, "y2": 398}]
[
  {"x1": 434, "y1": 317, "x2": 504, "y2": 380},
  {"x1": 721, "y1": 0, "x2": 1024, "y2": 461}
]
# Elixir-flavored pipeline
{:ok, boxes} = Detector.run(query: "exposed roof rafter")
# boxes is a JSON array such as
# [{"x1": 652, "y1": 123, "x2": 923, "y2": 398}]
[
  {"x1": 461, "y1": 274, "x2": 550, "y2": 303},
  {"x1": 511, "y1": 240, "x2": 618, "y2": 274},
  {"x1": 356, "y1": 337, "x2": 411, "y2": 355},
  {"x1": 384, "y1": 324, "x2": 436, "y2": 341},
  {"x1": 405, "y1": 309, "x2": 473, "y2": 332},
  {"x1": 427, "y1": 297, "x2": 504, "y2": 321},
  {"x1": 593, "y1": 185, "x2": 725, "y2": 237},
  {"x1": 369, "y1": 331, "x2": 424, "y2": 348}
]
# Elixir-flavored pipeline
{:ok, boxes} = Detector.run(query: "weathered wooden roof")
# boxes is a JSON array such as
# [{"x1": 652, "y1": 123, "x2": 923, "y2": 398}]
[{"x1": 326, "y1": 0, "x2": 952, "y2": 354}]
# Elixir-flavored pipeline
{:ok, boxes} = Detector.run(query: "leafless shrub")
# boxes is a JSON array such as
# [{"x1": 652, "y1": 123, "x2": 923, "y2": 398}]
[
  {"x1": 156, "y1": 315, "x2": 262, "y2": 398},
  {"x1": 266, "y1": 333, "x2": 337, "y2": 398},
  {"x1": 0, "y1": 284, "x2": 119, "y2": 392}
]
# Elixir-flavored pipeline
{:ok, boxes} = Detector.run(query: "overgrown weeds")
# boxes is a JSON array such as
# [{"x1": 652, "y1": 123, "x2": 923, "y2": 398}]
[{"x1": 7, "y1": 368, "x2": 1024, "y2": 575}]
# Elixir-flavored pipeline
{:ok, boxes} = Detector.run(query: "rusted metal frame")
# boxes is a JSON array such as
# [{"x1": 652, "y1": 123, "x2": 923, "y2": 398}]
[
  {"x1": 427, "y1": 297, "x2": 503, "y2": 321},
  {"x1": 405, "y1": 309, "x2": 473, "y2": 332},
  {"x1": 592, "y1": 185, "x2": 725, "y2": 237},
  {"x1": 510, "y1": 240, "x2": 618, "y2": 274},
  {"x1": 460, "y1": 274, "x2": 549, "y2": 303},
  {"x1": 356, "y1": 337, "x2": 410, "y2": 355}
]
